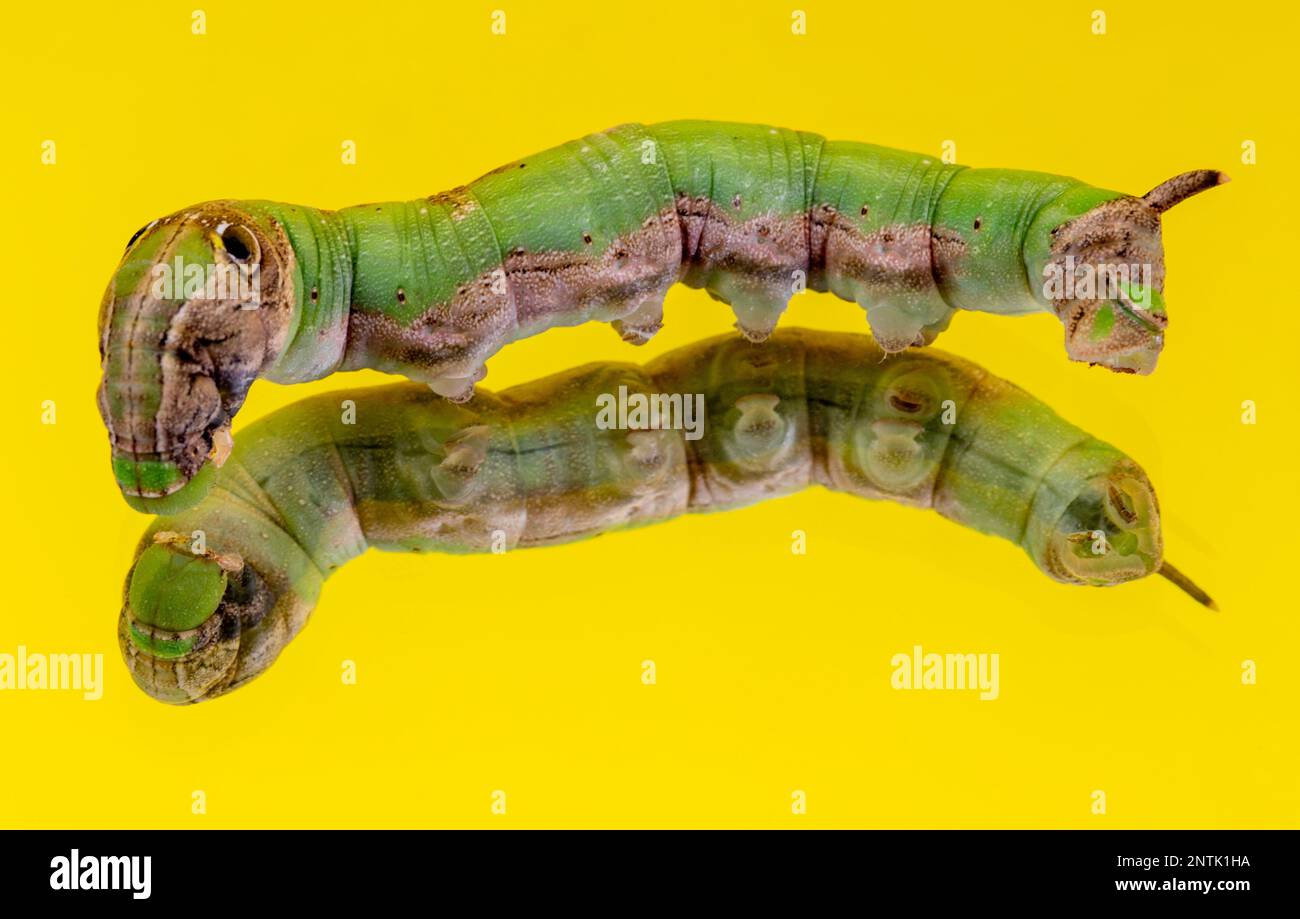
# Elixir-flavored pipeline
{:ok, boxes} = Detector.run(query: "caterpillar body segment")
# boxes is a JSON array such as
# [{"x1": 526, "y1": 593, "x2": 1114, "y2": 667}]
[
  {"x1": 118, "y1": 329, "x2": 1196, "y2": 705},
  {"x1": 98, "y1": 121, "x2": 1226, "y2": 512}
]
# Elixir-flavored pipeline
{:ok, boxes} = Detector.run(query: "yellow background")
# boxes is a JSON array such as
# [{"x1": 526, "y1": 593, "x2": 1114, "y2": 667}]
[{"x1": 1, "y1": 1, "x2": 1295, "y2": 828}]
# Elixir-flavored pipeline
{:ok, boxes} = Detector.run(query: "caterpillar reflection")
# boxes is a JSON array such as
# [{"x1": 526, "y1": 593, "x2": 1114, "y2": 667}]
[
  {"x1": 117, "y1": 329, "x2": 1213, "y2": 705},
  {"x1": 97, "y1": 121, "x2": 1225, "y2": 514}
]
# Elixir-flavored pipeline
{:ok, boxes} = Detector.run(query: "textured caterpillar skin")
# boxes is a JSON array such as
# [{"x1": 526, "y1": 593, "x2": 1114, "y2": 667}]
[
  {"x1": 98, "y1": 120, "x2": 1223, "y2": 511},
  {"x1": 118, "y1": 329, "x2": 1163, "y2": 704}
]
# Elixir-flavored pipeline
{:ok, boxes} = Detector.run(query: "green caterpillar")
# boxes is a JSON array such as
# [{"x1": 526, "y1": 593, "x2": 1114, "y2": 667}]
[
  {"x1": 118, "y1": 328, "x2": 1212, "y2": 704},
  {"x1": 98, "y1": 120, "x2": 1225, "y2": 514}
]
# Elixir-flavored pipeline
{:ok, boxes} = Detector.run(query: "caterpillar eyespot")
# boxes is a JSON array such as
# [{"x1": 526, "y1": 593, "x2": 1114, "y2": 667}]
[
  {"x1": 97, "y1": 121, "x2": 1227, "y2": 513},
  {"x1": 219, "y1": 225, "x2": 257, "y2": 262},
  {"x1": 115, "y1": 328, "x2": 1213, "y2": 705}
]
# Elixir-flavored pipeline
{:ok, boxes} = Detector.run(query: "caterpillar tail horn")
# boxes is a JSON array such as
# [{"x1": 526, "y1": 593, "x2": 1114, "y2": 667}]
[
  {"x1": 1157, "y1": 560, "x2": 1218, "y2": 610},
  {"x1": 1142, "y1": 170, "x2": 1230, "y2": 213}
]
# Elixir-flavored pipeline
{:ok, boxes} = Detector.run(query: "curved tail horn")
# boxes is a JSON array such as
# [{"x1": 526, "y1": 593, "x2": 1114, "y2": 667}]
[
  {"x1": 1157, "y1": 560, "x2": 1218, "y2": 610},
  {"x1": 1143, "y1": 170, "x2": 1230, "y2": 213}
]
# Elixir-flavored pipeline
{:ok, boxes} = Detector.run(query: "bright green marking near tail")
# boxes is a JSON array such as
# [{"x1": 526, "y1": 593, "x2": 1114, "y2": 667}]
[
  {"x1": 128, "y1": 544, "x2": 226, "y2": 632},
  {"x1": 1091, "y1": 303, "x2": 1115, "y2": 341},
  {"x1": 1109, "y1": 529, "x2": 1139, "y2": 556},
  {"x1": 1118, "y1": 278, "x2": 1165, "y2": 318},
  {"x1": 1112, "y1": 283, "x2": 1163, "y2": 335},
  {"x1": 1119, "y1": 278, "x2": 1149, "y2": 308},
  {"x1": 127, "y1": 621, "x2": 197, "y2": 659}
]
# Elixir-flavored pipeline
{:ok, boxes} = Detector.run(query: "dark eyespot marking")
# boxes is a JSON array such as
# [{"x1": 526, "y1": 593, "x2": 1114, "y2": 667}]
[
  {"x1": 220, "y1": 225, "x2": 258, "y2": 262},
  {"x1": 860, "y1": 204, "x2": 869, "y2": 217},
  {"x1": 732, "y1": 194, "x2": 742, "y2": 209},
  {"x1": 973, "y1": 217, "x2": 982, "y2": 231},
  {"x1": 396, "y1": 288, "x2": 407, "y2": 304},
  {"x1": 310, "y1": 288, "x2": 319, "y2": 302},
  {"x1": 125, "y1": 224, "x2": 150, "y2": 251},
  {"x1": 222, "y1": 234, "x2": 250, "y2": 261},
  {"x1": 582, "y1": 232, "x2": 592, "y2": 245}
]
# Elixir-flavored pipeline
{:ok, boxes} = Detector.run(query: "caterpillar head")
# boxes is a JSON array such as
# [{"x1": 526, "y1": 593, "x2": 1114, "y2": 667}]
[
  {"x1": 97, "y1": 204, "x2": 297, "y2": 514},
  {"x1": 1028, "y1": 171, "x2": 1227, "y2": 375},
  {"x1": 1024, "y1": 443, "x2": 1162, "y2": 587},
  {"x1": 118, "y1": 536, "x2": 313, "y2": 703}
]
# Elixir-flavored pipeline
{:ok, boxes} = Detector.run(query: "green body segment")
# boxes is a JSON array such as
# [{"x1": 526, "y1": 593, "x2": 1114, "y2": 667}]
[
  {"x1": 250, "y1": 201, "x2": 352, "y2": 382},
  {"x1": 103, "y1": 120, "x2": 1202, "y2": 510},
  {"x1": 294, "y1": 121, "x2": 1111, "y2": 383},
  {"x1": 119, "y1": 329, "x2": 1162, "y2": 703}
]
